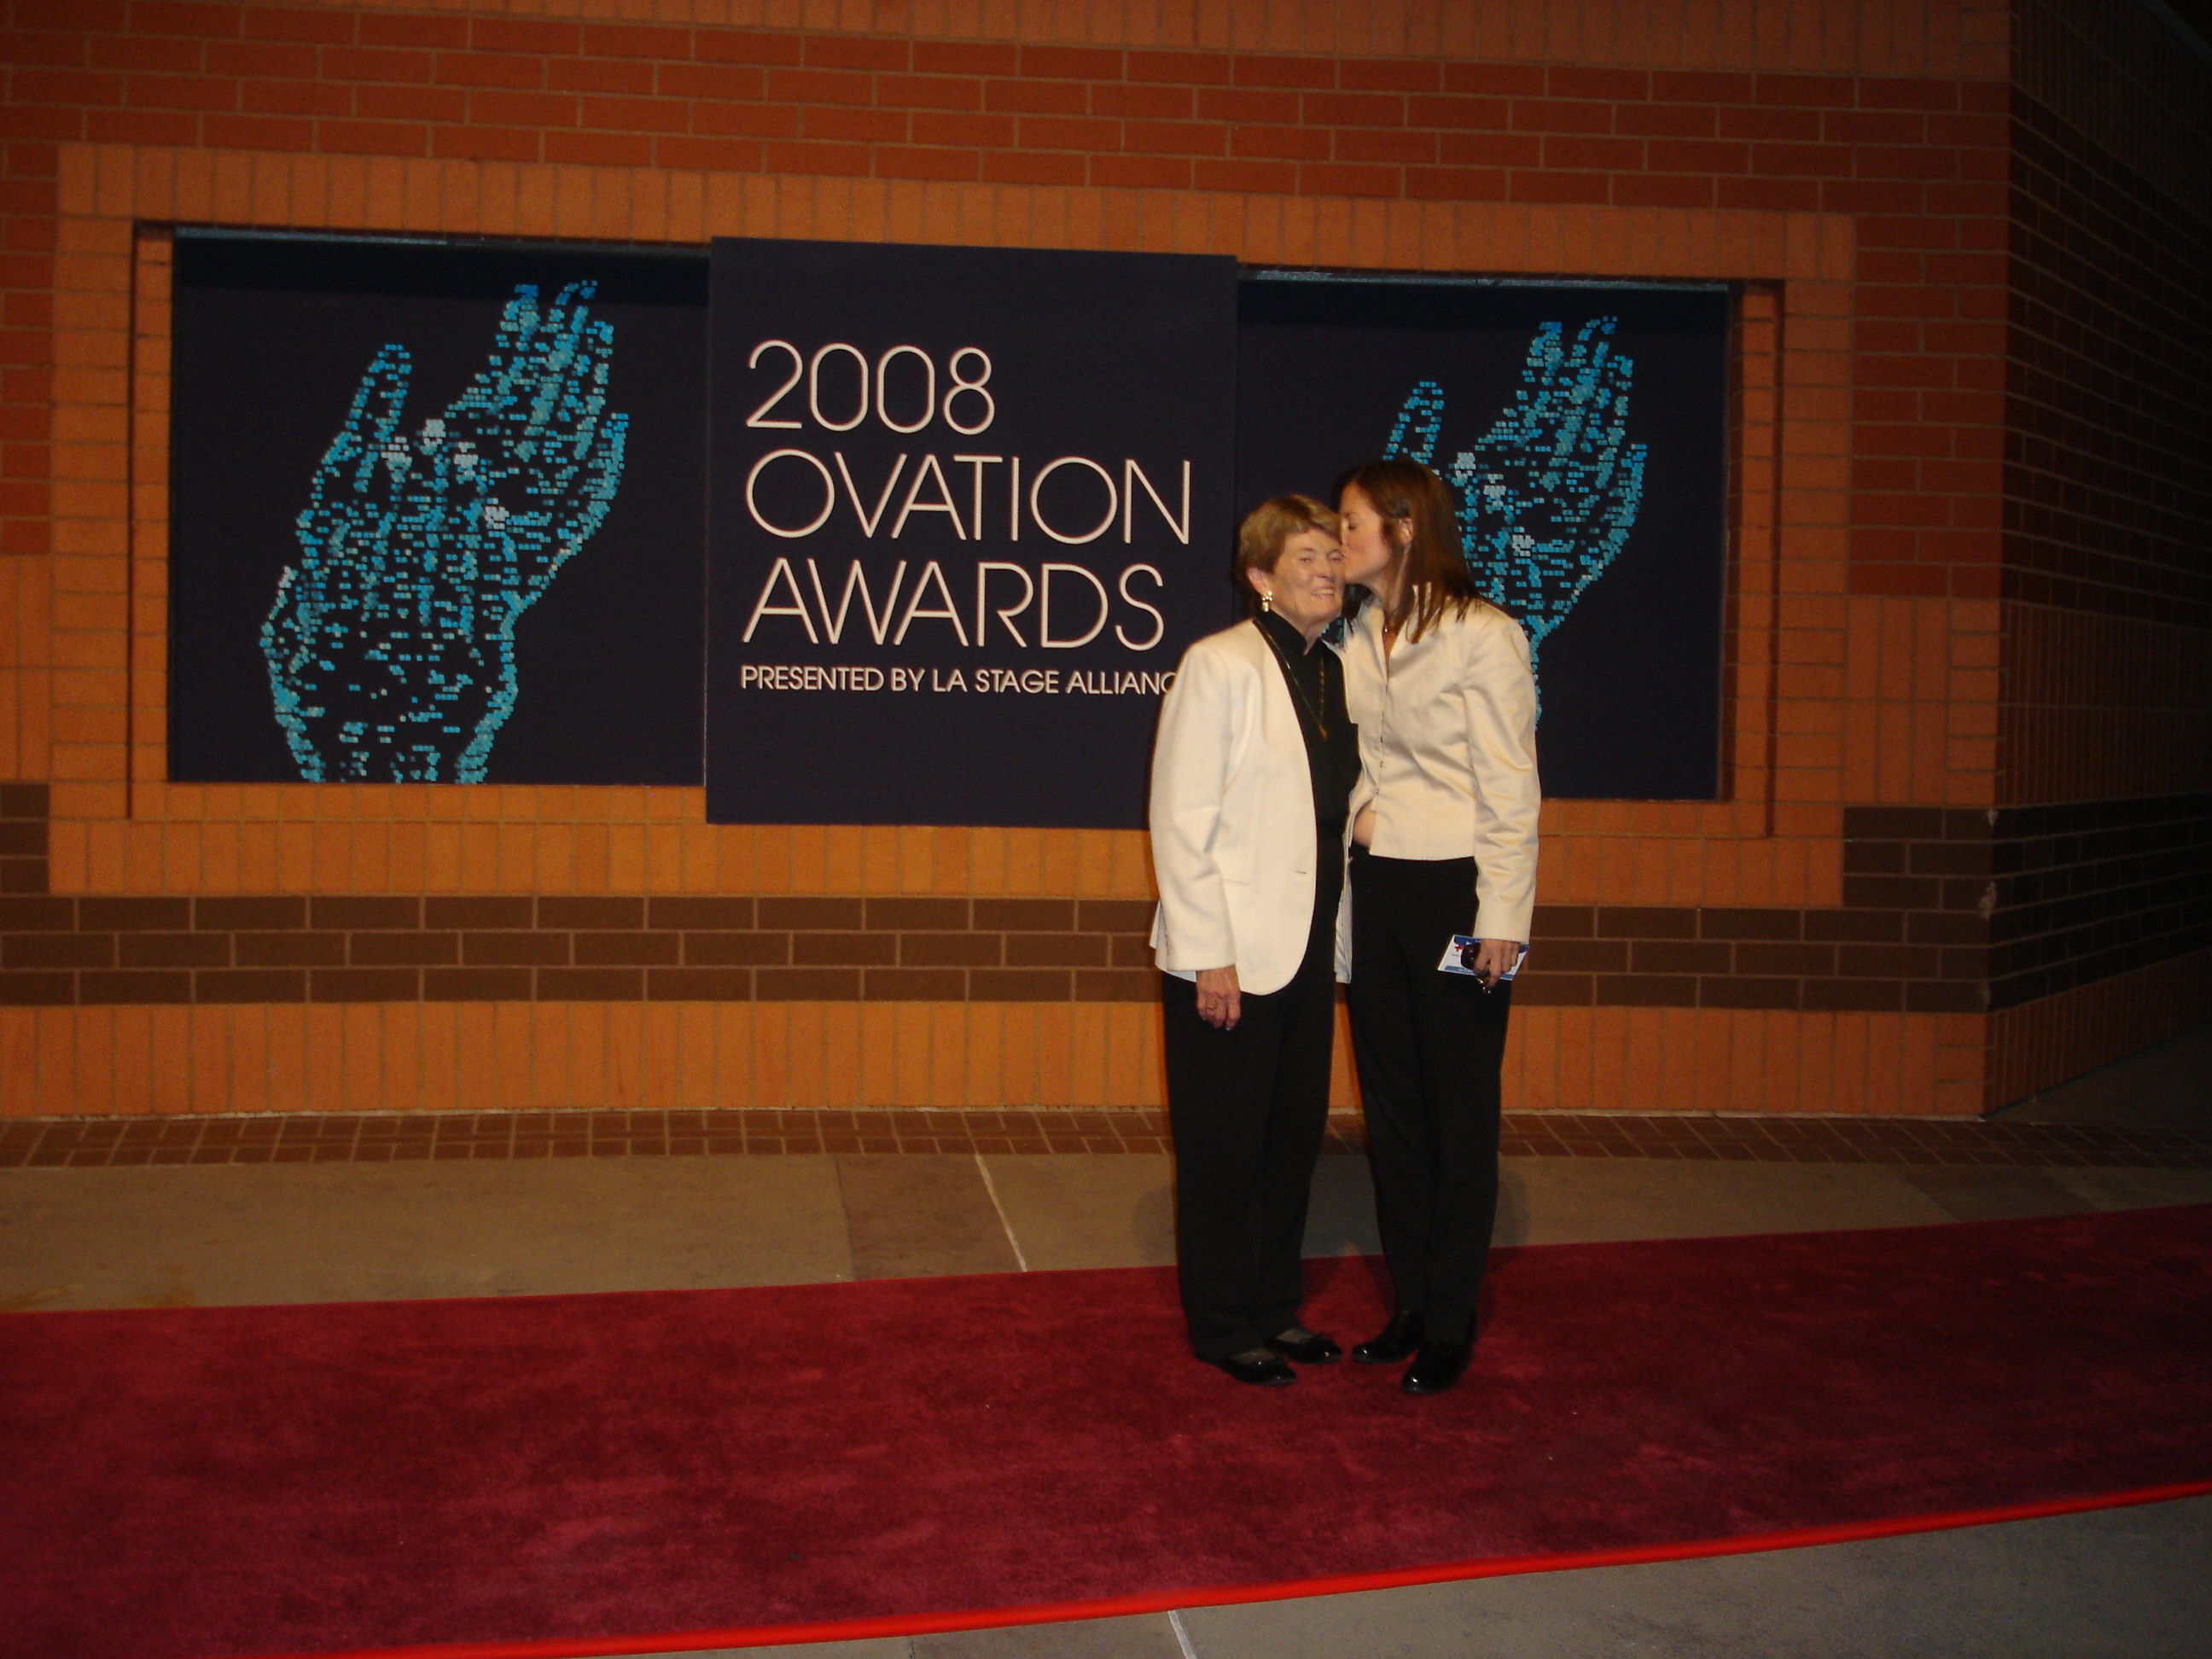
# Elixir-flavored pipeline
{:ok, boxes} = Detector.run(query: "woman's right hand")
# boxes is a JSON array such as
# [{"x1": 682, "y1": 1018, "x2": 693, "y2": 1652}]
[{"x1": 1194, "y1": 966, "x2": 1242, "y2": 1030}]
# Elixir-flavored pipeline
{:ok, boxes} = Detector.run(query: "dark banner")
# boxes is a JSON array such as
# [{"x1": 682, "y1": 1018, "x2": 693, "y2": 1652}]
[
  {"x1": 169, "y1": 232, "x2": 707, "y2": 785},
  {"x1": 706, "y1": 240, "x2": 1238, "y2": 828},
  {"x1": 1237, "y1": 278, "x2": 1730, "y2": 800}
]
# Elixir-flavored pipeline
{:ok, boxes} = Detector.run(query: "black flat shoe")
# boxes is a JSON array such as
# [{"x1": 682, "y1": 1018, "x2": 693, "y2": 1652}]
[
  {"x1": 1400, "y1": 1340, "x2": 1472, "y2": 1395},
  {"x1": 1353, "y1": 1310, "x2": 1423, "y2": 1365},
  {"x1": 1216, "y1": 1351, "x2": 1297, "y2": 1387},
  {"x1": 1266, "y1": 1329, "x2": 1343, "y2": 1365}
]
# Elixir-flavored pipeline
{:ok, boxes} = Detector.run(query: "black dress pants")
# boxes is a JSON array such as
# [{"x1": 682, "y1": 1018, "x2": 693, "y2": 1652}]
[
  {"x1": 1346, "y1": 848, "x2": 1512, "y2": 1347},
  {"x1": 1161, "y1": 932, "x2": 1336, "y2": 1364}
]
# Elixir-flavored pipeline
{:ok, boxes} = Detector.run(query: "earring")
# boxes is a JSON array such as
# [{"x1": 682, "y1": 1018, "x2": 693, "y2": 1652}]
[{"x1": 1260, "y1": 591, "x2": 1273, "y2": 613}]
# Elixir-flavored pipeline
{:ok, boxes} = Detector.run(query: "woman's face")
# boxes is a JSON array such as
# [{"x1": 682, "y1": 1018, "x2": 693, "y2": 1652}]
[
  {"x1": 1337, "y1": 486, "x2": 1405, "y2": 588},
  {"x1": 1249, "y1": 527, "x2": 1345, "y2": 639}
]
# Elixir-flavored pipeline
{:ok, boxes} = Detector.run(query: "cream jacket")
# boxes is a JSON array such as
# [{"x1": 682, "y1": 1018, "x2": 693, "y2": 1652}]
[
  {"x1": 1342, "y1": 597, "x2": 1540, "y2": 944},
  {"x1": 1149, "y1": 620, "x2": 1348, "y2": 996}
]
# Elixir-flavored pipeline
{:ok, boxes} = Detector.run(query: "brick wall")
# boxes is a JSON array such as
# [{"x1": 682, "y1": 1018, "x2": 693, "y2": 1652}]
[{"x1": 3, "y1": 0, "x2": 2197, "y2": 1121}]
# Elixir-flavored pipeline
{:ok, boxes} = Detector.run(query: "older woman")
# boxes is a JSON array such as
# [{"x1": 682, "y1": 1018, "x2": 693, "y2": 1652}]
[
  {"x1": 1336, "y1": 460, "x2": 1540, "y2": 1397},
  {"x1": 1150, "y1": 496, "x2": 1362, "y2": 1386}
]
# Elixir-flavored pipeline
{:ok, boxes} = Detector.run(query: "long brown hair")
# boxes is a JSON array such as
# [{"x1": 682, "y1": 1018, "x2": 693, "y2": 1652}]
[{"x1": 1336, "y1": 459, "x2": 1487, "y2": 643}]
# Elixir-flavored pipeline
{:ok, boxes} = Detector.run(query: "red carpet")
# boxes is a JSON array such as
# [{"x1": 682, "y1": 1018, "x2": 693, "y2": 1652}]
[{"x1": 3, "y1": 1206, "x2": 2209, "y2": 1659}]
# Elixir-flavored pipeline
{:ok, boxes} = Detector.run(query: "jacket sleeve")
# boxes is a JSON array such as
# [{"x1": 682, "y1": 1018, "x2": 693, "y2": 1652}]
[
  {"x1": 1149, "y1": 640, "x2": 1244, "y2": 973},
  {"x1": 1460, "y1": 608, "x2": 1541, "y2": 943}
]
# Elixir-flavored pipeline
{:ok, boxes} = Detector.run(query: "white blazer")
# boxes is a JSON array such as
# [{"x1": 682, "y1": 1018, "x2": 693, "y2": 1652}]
[{"x1": 1149, "y1": 620, "x2": 1346, "y2": 996}]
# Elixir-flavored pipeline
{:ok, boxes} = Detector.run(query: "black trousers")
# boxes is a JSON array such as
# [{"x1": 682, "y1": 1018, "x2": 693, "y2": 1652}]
[
  {"x1": 1345, "y1": 847, "x2": 1513, "y2": 1347},
  {"x1": 1161, "y1": 929, "x2": 1336, "y2": 1364}
]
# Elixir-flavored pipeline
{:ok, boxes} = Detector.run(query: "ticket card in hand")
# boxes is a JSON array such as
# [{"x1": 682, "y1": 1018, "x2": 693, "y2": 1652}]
[{"x1": 1437, "y1": 939, "x2": 1529, "y2": 980}]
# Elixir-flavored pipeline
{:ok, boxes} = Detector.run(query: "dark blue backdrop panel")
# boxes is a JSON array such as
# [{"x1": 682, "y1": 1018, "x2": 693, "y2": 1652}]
[
  {"x1": 706, "y1": 239, "x2": 1239, "y2": 830},
  {"x1": 168, "y1": 232, "x2": 708, "y2": 786},
  {"x1": 1235, "y1": 277, "x2": 1730, "y2": 801}
]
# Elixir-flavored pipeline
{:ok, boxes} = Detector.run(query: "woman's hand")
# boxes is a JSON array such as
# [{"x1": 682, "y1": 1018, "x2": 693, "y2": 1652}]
[
  {"x1": 1194, "y1": 966, "x2": 1242, "y2": 1030},
  {"x1": 1468, "y1": 939, "x2": 1516, "y2": 987}
]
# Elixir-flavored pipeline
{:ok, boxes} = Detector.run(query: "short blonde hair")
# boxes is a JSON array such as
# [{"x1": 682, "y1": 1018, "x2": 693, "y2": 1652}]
[{"x1": 1232, "y1": 495, "x2": 1340, "y2": 615}]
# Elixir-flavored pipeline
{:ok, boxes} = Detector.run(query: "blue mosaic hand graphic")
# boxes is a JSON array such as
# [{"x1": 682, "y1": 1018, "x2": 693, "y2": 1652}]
[
  {"x1": 261, "y1": 282, "x2": 627, "y2": 783},
  {"x1": 1385, "y1": 317, "x2": 1645, "y2": 683}
]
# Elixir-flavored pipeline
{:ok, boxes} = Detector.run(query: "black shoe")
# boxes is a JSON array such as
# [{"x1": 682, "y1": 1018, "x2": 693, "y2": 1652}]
[
  {"x1": 1216, "y1": 1350, "x2": 1296, "y2": 1387},
  {"x1": 1400, "y1": 1340, "x2": 1472, "y2": 1395},
  {"x1": 1266, "y1": 1329, "x2": 1344, "y2": 1365},
  {"x1": 1353, "y1": 1310, "x2": 1424, "y2": 1365}
]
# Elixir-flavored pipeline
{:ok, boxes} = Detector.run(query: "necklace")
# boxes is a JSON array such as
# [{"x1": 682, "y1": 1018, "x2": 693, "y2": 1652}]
[{"x1": 1258, "y1": 620, "x2": 1334, "y2": 741}]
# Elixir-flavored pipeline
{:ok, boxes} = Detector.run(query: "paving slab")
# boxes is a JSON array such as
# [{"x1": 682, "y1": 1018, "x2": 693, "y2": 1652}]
[
  {"x1": 1493, "y1": 1156, "x2": 1953, "y2": 1246},
  {"x1": 837, "y1": 1155, "x2": 1022, "y2": 1280},
  {"x1": 0, "y1": 1155, "x2": 853, "y2": 1312},
  {"x1": 975, "y1": 1152, "x2": 1178, "y2": 1272}
]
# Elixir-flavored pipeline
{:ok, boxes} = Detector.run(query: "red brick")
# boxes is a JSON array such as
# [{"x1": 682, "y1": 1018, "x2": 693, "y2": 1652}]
[
  {"x1": 1405, "y1": 166, "x2": 1508, "y2": 201},
  {"x1": 1128, "y1": 49, "x2": 1231, "y2": 84},
  {"x1": 1509, "y1": 170, "x2": 1610, "y2": 205},
  {"x1": 430, "y1": 125, "x2": 538, "y2": 163},
  {"x1": 1197, "y1": 87, "x2": 1299, "y2": 124},
  {"x1": 1019, "y1": 45, "x2": 1122, "y2": 81},
  {"x1": 655, "y1": 134, "x2": 763, "y2": 172},
  {"x1": 16, "y1": 0, "x2": 125, "y2": 26},
  {"x1": 83, "y1": 109, "x2": 195, "y2": 145},
  {"x1": 659, "y1": 62, "x2": 765, "y2": 102},
  {"x1": 1092, "y1": 83, "x2": 1191, "y2": 119},
  {"x1": 1340, "y1": 58, "x2": 1440, "y2": 93},
  {"x1": 315, "y1": 119, "x2": 428, "y2": 156},
  {"x1": 201, "y1": 112, "x2": 310, "y2": 149},
  {"x1": 544, "y1": 131, "x2": 653, "y2": 167},
  {"x1": 1823, "y1": 109, "x2": 1924, "y2": 145},
  {"x1": 469, "y1": 89, "x2": 578, "y2": 128},
  {"x1": 548, "y1": 58, "x2": 655, "y2": 96},
  {"x1": 434, "y1": 52, "x2": 542, "y2": 90},
  {"x1": 1848, "y1": 563, "x2": 1947, "y2": 597},
  {"x1": 579, "y1": 94, "x2": 688, "y2": 134},
  {"x1": 804, "y1": 34, "x2": 908, "y2": 70},
  {"x1": 986, "y1": 79, "x2": 1086, "y2": 115},
  {"x1": 1615, "y1": 102, "x2": 1715, "y2": 137},
  {"x1": 1017, "y1": 114, "x2": 1117, "y2": 151},
  {"x1": 1337, "y1": 128, "x2": 1437, "y2": 165},
  {"x1": 1755, "y1": 73, "x2": 1852, "y2": 107},
  {"x1": 1717, "y1": 178, "x2": 1819, "y2": 211},
  {"x1": 876, "y1": 74, "x2": 982, "y2": 111},
  {"x1": 1297, "y1": 161, "x2": 1400, "y2": 196},
  {"x1": 356, "y1": 13, "x2": 464, "y2": 49},
  {"x1": 693, "y1": 101, "x2": 798, "y2": 139},
  {"x1": 1547, "y1": 66, "x2": 1647, "y2": 100},
  {"x1": 203, "y1": 39, "x2": 313, "y2": 77},
  {"x1": 762, "y1": 139, "x2": 870, "y2": 177},
  {"x1": 1612, "y1": 174, "x2": 1713, "y2": 208},
  {"x1": 911, "y1": 111, "x2": 1013, "y2": 148},
  {"x1": 325, "y1": 46, "x2": 435, "y2": 84},
  {"x1": 1823, "y1": 181, "x2": 1929, "y2": 215},
  {"x1": 1192, "y1": 157, "x2": 1298, "y2": 194},
  {"x1": 9, "y1": 69, "x2": 124, "y2": 106},
  {"x1": 1512, "y1": 97, "x2": 1615, "y2": 134},
  {"x1": 876, "y1": 145, "x2": 980, "y2": 182},
  {"x1": 581, "y1": 23, "x2": 689, "y2": 60},
  {"x1": 1230, "y1": 53, "x2": 1330, "y2": 90},
  {"x1": 766, "y1": 67, "x2": 872, "y2": 107},
  {"x1": 5, "y1": 108, "x2": 89, "y2": 141},
  {"x1": 802, "y1": 106, "x2": 904, "y2": 144},
  {"x1": 914, "y1": 41, "x2": 1018, "y2": 76},
  {"x1": 1754, "y1": 141, "x2": 1854, "y2": 176},
  {"x1": 981, "y1": 150, "x2": 1085, "y2": 186},
  {"x1": 0, "y1": 28, "x2": 94, "y2": 66},
  {"x1": 695, "y1": 30, "x2": 802, "y2": 67},
  {"x1": 1857, "y1": 76, "x2": 1960, "y2": 111},
  {"x1": 132, "y1": 2, "x2": 242, "y2": 38},
  {"x1": 1718, "y1": 106, "x2": 1820, "y2": 142},
  {"x1": 244, "y1": 4, "x2": 354, "y2": 43},
  {"x1": 1230, "y1": 123, "x2": 1330, "y2": 162},
  {"x1": 356, "y1": 84, "x2": 466, "y2": 124},
  {"x1": 90, "y1": 36, "x2": 202, "y2": 72},
  {"x1": 469, "y1": 18, "x2": 580, "y2": 56},
  {"x1": 1439, "y1": 131, "x2": 1540, "y2": 168},
  {"x1": 1304, "y1": 90, "x2": 1404, "y2": 127},
  {"x1": 1856, "y1": 145, "x2": 1960, "y2": 181},
  {"x1": 1407, "y1": 94, "x2": 1510, "y2": 129},
  {"x1": 1091, "y1": 154, "x2": 1191, "y2": 189},
  {"x1": 1123, "y1": 119, "x2": 1224, "y2": 155},
  {"x1": 1544, "y1": 134, "x2": 1642, "y2": 170},
  {"x1": 1443, "y1": 62, "x2": 1543, "y2": 96},
  {"x1": 1650, "y1": 70, "x2": 1754, "y2": 102},
  {"x1": 128, "y1": 72, "x2": 240, "y2": 113},
  {"x1": 242, "y1": 78, "x2": 349, "y2": 117}
]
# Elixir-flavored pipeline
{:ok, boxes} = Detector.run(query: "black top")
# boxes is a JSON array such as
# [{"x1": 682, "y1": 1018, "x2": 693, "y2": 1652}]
[{"x1": 1254, "y1": 610, "x2": 1361, "y2": 837}]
